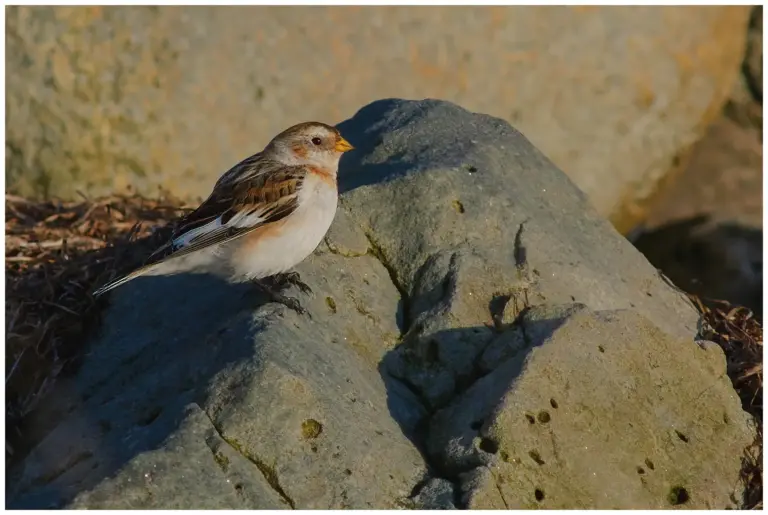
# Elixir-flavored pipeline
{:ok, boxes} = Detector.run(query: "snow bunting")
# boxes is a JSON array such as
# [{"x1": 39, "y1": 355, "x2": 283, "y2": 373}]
[{"x1": 93, "y1": 121, "x2": 354, "y2": 313}]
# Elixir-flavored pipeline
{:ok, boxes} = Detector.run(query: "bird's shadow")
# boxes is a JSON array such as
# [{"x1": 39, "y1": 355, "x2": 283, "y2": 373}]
[{"x1": 7, "y1": 271, "x2": 280, "y2": 508}]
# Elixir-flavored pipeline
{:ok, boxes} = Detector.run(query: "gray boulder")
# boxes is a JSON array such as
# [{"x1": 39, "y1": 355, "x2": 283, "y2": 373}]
[
  {"x1": 427, "y1": 306, "x2": 752, "y2": 509},
  {"x1": 7, "y1": 99, "x2": 754, "y2": 509}
]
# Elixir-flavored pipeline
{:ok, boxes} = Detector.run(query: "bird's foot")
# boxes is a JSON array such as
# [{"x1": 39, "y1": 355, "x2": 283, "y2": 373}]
[
  {"x1": 272, "y1": 272, "x2": 313, "y2": 295},
  {"x1": 252, "y1": 279, "x2": 308, "y2": 316}
]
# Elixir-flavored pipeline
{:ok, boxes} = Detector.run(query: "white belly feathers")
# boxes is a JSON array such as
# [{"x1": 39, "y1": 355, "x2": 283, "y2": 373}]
[{"x1": 228, "y1": 173, "x2": 338, "y2": 281}]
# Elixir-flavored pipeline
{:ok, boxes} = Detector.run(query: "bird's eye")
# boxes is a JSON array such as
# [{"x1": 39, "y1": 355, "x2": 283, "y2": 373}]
[{"x1": 311, "y1": 137, "x2": 322, "y2": 146}]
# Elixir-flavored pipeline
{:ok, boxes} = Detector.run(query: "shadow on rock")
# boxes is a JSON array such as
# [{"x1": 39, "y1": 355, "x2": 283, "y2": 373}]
[
  {"x1": 631, "y1": 215, "x2": 763, "y2": 316},
  {"x1": 377, "y1": 304, "x2": 584, "y2": 509},
  {"x1": 336, "y1": 99, "x2": 419, "y2": 195},
  {"x1": 7, "y1": 272, "x2": 279, "y2": 508},
  {"x1": 336, "y1": 98, "x2": 517, "y2": 196}
]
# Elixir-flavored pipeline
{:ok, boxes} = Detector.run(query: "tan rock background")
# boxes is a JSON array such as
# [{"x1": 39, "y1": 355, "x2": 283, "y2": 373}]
[
  {"x1": 5, "y1": 5, "x2": 751, "y2": 230},
  {"x1": 633, "y1": 6, "x2": 763, "y2": 313}
]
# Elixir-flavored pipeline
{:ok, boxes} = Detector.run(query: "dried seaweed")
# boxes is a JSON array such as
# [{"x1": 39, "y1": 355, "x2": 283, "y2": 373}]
[
  {"x1": 5, "y1": 192, "x2": 190, "y2": 462},
  {"x1": 692, "y1": 296, "x2": 763, "y2": 510}
]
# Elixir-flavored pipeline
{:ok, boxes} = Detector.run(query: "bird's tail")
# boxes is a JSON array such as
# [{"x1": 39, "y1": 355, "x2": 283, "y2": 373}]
[
  {"x1": 92, "y1": 265, "x2": 153, "y2": 298},
  {"x1": 93, "y1": 240, "x2": 175, "y2": 298}
]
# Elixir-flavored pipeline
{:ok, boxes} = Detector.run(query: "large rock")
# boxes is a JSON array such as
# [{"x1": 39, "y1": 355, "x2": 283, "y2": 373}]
[
  {"x1": 7, "y1": 244, "x2": 425, "y2": 509},
  {"x1": 6, "y1": 6, "x2": 750, "y2": 230},
  {"x1": 427, "y1": 306, "x2": 752, "y2": 509},
  {"x1": 7, "y1": 100, "x2": 754, "y2": 508}
]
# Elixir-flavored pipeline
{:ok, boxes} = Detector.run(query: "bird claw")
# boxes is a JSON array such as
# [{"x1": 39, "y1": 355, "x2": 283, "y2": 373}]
[
  {"x1": 273, "y1": 272, "x2": 313, "y2": 295},
  {"x1": 277, "y1": 294, "x2": 308, "y2": 316},
  {"x1": 252, "y1": 279, "x2": 310, "y2": 316}
]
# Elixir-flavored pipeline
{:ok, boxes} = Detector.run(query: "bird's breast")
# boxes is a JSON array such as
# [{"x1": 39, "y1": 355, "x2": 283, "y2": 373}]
[{"x1": 230, "y1": 176, "x2": 338, "y2": 280}]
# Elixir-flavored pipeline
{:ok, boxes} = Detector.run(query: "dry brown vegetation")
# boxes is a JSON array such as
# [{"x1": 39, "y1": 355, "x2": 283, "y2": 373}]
[
  {"x1": 5, "y1": 192, "x2": 190, "y2": 461},
  {"x1": 692, "y1": 296, "x2": 763, "y2": 509}
]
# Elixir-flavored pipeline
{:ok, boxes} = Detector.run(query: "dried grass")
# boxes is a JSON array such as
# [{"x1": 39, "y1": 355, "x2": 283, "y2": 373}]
[
  {"x1": 691, "y1": 296, "x2": 763, "y2": 509},
  {"x1": 5, "y1": 192, "x2": 190, "y2": 463}
]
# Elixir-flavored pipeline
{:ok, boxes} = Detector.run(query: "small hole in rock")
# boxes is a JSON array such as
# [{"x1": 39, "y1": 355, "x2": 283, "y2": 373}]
[
  {"x1": 489, "y1": 294, "x2": 511, "y2": 325},
  {"x1": 479, "y1": 438, "x2": 499, "y2": 454},
  {"x1": 470, "y1": 420, "x2": 483, "y2": 430},
  {"x1": 537, "y1": 411, "x2": 551, "y2": 424},
  {"x1": 467, "y1": 165, "x2": 478, "y2": 174},
  {"x1": 344, "y1": 468, "x2": 352, "y2": 476},
  {"x1": 500, "y1": 450, "x2": 510, "y2": 462},
  {"x1": 525, "y1": 413, "x2": 536, "y2": 424},
  {"x1": 598, "y1": 345, "x2": 605, "y2": 353},
  {"x1": 325, "y1": 297, "x2": 337, "y2": 313},
  {"x1": 452, "y1": 200, "x2": 466, "y2": 214},
  {"x1": 723, "y1": 413, "x2": 730, "y2": 425},
  {"x1": 637, "y1": 466, "x2": 645, "y2": 475},
  {"x1": 668, "y1": 486, "x2": 689, "y2": 505},
  {"x1": 645, "y1": 458, "x2": 655, "y2": 470},
  {"x1": 675, "y1": 430, "x2": 689, "y2": 443},
  {"x1": 535, "y1": 488, "x2": 545, "y2": 502},
  {"x1": 302, "y1": 419, "x2": 323, "y2": 439},
  {"x1": 528, "y1": 450, "x2": 545, "y2": 465},
  {"x1": 550, "y1": 398, "x2": 558, "y2": 409}
]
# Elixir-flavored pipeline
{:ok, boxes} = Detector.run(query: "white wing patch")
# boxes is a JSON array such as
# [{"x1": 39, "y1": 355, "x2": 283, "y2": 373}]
[{"x1": 172, "y1": 207, "x2": 268, "y2": 250}]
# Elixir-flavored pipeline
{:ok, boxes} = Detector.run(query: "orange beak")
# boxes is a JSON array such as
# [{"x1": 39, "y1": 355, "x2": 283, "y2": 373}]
[{"x1": 334, "y1": 137, "x2": 354, "y2": 153}]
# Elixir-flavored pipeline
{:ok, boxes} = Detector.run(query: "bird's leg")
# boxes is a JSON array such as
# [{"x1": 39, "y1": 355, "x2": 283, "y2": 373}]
[
  {"x1": 272, "y1": 271, "x2": 313, "y2": 295},
  {"x1": 251, "y1": 279, "x2": 307, "y2": 315}
]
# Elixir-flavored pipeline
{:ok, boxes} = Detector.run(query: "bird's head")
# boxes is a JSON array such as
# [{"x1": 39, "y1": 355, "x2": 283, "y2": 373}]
[{"x1": 265, "y1": 121, "x2": 354, "y2": 171}]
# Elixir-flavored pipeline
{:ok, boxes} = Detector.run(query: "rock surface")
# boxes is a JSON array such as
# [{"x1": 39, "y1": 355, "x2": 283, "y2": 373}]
[
  {"x1": 7, "y1": 99, "x2": 754, "y2": 508},
  {"x1": 428, "y1": 307, "x2": 752, "y2": 509},
  {"x1": 6, "y1": 5, "x2": 751, "y2": 230}
]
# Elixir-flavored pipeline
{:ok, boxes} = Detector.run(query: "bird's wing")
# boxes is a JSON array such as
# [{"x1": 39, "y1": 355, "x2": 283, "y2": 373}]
[
  {"x1": 146, "y1": 154, "x2": 307, "y2": 265},
  {"x1": 92, "y1": 154, "x2": 307, "y2": 298}
]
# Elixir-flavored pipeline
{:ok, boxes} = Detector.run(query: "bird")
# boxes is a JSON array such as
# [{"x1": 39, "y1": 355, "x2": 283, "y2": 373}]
[{"x1": 92, "y1": 121, "x2": 354, "y2": 314}]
